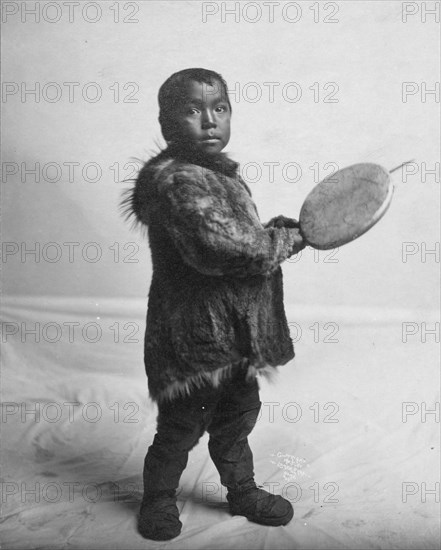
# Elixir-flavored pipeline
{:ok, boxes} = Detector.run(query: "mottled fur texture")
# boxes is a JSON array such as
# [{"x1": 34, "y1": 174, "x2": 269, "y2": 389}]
[{"x1": 121, "y1": 146, "x2": 299, "y2": 402}]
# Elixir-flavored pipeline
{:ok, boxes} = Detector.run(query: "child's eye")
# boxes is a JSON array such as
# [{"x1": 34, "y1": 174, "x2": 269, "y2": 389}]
[
  {"x1": 187, "y1": 107, "x2": 200, "y2": 115},
  {"x1": 215, "y1": 105, "x2": 228, "y2": 113}
]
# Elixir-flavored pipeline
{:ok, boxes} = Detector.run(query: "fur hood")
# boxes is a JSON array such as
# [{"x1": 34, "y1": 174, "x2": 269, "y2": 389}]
[{"x1": 122, "y1": 147, "x2": 300, "y2": 402}]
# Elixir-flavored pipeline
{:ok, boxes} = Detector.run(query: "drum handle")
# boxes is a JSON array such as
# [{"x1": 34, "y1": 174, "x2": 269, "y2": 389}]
[{"x1": 389, "y1": 159, "x2": 415, "y2": 174}]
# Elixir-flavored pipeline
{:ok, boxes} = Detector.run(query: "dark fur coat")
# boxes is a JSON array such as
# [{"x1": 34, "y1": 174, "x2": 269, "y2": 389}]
[{"x1": 122, "y1": 146, "x2": 301, "y2": 402}]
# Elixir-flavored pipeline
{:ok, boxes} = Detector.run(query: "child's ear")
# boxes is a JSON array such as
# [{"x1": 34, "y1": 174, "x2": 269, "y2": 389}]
[{"x1": 159, "y1": 115, "x2": 174, "y2": 142}]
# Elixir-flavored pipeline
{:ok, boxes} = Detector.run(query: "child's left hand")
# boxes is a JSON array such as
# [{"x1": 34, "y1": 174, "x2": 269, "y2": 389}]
[{"x1": 264, "y1": 215, "x2": 300, "y2": 229}]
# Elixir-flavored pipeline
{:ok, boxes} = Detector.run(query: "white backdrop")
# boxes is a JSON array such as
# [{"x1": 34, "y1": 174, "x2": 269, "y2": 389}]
[
  {"x1": 1, "y1": 2, "x2": 440, "y2": 549},
  {"x1": 2, "y1": 0, "x2": 439, "y2": 313}
]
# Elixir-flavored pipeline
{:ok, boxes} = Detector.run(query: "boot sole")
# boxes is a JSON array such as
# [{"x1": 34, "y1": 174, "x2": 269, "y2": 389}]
[
  {"x1": 232, "y1": 504, "x2": 294, "y2": 526},
  {"x1": 138, "y1": 519, "x2": 182, "y2": 541}
]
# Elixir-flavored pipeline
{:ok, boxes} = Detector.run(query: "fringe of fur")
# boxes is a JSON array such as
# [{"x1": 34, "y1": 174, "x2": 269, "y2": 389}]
[
  {"x1": 246, "y1": 363, "x2": 279, "y2": 383},
  {"x1": 119, "y1": 146, "x2": 240, "y2": 235},
  {"x1": 155, "y1": 361, "x2": 278, "y2": 403}
]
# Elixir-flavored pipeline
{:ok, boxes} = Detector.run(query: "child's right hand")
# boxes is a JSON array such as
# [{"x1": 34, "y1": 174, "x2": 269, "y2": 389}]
[
  {"x1": 264, "y1": 216, "x2": 306, "y2": 256},
  {"x1": 264, "y1": 215, "x2": 300, "y2": 229},
  {"x1": 289, "y1": 228, "x2": 307, "y2": 256}
]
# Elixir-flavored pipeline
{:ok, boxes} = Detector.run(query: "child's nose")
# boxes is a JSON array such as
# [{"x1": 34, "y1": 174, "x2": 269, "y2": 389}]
[{"x1": 201, "y1": 109, "x2": 216, "y2": 129}]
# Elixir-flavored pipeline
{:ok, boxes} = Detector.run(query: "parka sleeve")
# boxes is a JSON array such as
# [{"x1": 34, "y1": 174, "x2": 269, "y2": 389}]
[{"x1": 159, "y1": 169, "x2": 304, "y2": 278}]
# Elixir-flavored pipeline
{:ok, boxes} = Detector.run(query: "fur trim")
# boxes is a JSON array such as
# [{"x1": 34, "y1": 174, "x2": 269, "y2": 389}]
[
  {"x1": 155, "y1": 361, "x2": 278, "y2": 403},
  {"x1": 119, "y1": 155, "x2": 174, "y2": 234},
  {"x1": 155, "y1": 362, "x2": 236, "y2": 403},
  {"x1": 119, "y1": 146, "x2": 240, "y2": 234},
  {"x1": 246, "y1": 363, "x2": 279, "y2": 383},
  {"x1": 165, "y1": 144, "x2": 240, "y2": 178}
]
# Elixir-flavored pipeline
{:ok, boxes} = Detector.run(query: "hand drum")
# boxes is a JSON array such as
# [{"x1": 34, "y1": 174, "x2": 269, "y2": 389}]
[{"x1": 299, "y1": 163, "x2": 395, "y2": 250}]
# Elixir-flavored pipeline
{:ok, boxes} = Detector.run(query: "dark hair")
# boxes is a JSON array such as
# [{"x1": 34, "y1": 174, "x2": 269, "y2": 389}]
[{"x1": 158, "y1": 68, "x2": 231, "y2": 142}]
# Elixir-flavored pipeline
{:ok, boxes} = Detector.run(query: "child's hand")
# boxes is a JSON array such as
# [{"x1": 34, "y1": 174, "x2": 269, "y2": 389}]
[
  {"x1": 264, "y1": 215, "x2": 300, "y2": 229},
  {"x1": 289, "y1": 228, "x2": 307, "y2": 256},
  {"x1": 264, "y1": 216, "x2": 306, "y2": 256}
]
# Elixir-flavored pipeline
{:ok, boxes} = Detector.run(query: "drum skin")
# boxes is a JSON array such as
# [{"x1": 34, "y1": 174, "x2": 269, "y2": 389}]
[{"x1": 299, "y1": 163, "x2": 393, "y2": 250}]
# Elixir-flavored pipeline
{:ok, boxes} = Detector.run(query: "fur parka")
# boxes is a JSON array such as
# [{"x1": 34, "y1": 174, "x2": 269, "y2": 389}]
[{"x1": 122, "y1": 146, "x2": 301, "y2": 403}]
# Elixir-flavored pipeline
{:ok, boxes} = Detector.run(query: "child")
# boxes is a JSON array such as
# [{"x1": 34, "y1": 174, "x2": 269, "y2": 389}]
[{"x1": 122, "y1": 68, "x2": 305, "y2": 540}]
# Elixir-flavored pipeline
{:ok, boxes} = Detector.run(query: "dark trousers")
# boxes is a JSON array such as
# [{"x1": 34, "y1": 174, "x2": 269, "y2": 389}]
[{"x1": 143, "y1": 366, "x2": 262, "y2": 497}]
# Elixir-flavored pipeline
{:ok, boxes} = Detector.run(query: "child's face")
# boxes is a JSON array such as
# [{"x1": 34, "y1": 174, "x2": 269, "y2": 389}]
[{"x1": 172, "y1": 80, "x2": 231, "y2": 155}]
